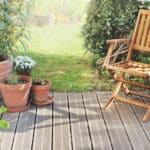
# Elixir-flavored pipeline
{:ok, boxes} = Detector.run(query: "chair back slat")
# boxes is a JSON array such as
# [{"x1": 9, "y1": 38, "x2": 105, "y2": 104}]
[
  {"x1": 146, "y1": 29, "x2": 150, "y2": 47},
  {"x1": 132, "y1": 9, "x2": 150, "y2": 52}
]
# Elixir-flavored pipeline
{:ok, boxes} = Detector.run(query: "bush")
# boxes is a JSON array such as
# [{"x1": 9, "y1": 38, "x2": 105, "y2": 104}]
[{"x1": 82, "y1": 0, "x2": 141, "y2": 57}]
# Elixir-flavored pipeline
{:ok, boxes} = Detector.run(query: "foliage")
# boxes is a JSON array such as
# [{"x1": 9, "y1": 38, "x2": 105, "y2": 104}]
[
  {"x1": 0, "y1": 0, "x2": 31, "y2": 60},
  {"x1": 140, "y1": 1, "x2": 150, "y2": 9},
  {"x1": 13, "y1": 55, "x2": 36, "y2": 76},
  {"x1": 82, "y1": 0, "x2": 141, "y2": 57},
  {"x1": 0, "y1": 106, "x2": 9, "y2": 129}
]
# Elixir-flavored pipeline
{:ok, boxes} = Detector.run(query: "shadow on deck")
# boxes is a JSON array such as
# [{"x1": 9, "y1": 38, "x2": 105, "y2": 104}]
[{"x1": 0, "y1": 91, "x2": 150, "y2": 150}]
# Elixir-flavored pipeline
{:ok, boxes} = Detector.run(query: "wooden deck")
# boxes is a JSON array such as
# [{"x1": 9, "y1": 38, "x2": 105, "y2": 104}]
[{"x1": 0, "y1": 91, "x2": 150, "y2": 150}]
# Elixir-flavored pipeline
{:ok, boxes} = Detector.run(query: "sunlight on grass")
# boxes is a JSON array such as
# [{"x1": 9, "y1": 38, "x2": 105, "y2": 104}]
[
  {"x1": 29, "y1": 24, "x2": 84, "y2": 56},
  {"x1": 29, "y1": 24, "x2": 99, "y2": 91}
]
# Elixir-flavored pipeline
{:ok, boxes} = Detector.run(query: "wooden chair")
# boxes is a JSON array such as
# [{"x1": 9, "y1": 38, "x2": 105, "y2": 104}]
[{"x1": 103, "y1": 9, "x2": 150, "y2": 122}]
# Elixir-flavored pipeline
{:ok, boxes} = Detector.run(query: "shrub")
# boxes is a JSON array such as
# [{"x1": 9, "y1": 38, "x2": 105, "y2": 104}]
[{"x1": 82, "y1": 0, "x2": 141, "y2": 57}]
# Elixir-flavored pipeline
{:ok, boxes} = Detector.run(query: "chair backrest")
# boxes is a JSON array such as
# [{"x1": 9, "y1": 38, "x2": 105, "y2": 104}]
[
  {"x1": 127, "y1": 9, "x2": 150, "y2": 60},
  {"x1": 132, "y1": 9, "x2": 150, "y2": 52}
]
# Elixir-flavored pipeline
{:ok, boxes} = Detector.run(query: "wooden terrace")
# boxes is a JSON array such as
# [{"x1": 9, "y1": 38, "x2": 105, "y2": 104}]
[{"x1": 0, "y1": 91, "x2": 150, "y2": 150}]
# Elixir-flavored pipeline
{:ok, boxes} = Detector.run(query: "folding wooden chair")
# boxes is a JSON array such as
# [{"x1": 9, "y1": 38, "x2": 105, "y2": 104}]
[{"x1": 103, "y1": 9, "x2": 150, "y2": 122}]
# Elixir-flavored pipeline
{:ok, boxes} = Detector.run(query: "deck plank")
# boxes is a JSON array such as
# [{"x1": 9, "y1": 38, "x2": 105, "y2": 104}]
[
  {"x1": 0, "y1": 112, "x2": 19, "y2": 150},
  {"x1": 82, "y1": 91, "x2": 112, "y2": 150},
  {"x1": 141, "y1": 96, "x2": 150, "y2": 139},
  {"x1": 97, "y1": 91, "x2": 132, "y2": 150},
  {"x1": 129, "y1": 95, "x2": 150, "y2": 147},
  {"x1": 32, "y1": 103, "x2": 53, "y2": 150},
  {"x1": 115, "y1": 94, "x2": 150, "y2": 150},
  {"x1": 11, "y1": 106, "x2": 36, "y2": 150},
  {"x1": 68, "y1": 92, "x2": 92, "y2": 150},
  {"x1": 53, "y1": 92, "x2": 72, "y2": 150}
]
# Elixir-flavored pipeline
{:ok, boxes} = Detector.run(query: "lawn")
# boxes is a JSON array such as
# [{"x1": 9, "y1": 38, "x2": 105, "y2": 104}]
[{"x1": 28, "y1": 24, "x2": 99, "y2": 91}]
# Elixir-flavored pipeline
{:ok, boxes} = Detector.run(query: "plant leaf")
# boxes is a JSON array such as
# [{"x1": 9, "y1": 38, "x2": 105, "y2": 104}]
[
  {"x1": 0, "y1": 106, "x2": 7, "y2": 114},
  {"x1": 0, "y1": 120, "x2": 9, "y2": 129},
  {"x1": 19, "y1": 39, "x2": 28, "y2": 54}
]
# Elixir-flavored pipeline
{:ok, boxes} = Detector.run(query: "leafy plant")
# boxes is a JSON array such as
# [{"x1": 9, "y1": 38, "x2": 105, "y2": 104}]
[
  {"x1": 4, "y1": 73, "x2": 27, "y2": 85},
  {"x1": 0, "y1": 0, "x2": 31, "y2": 61},
  {"x1": 32, "y1": 79, "x2": 49, "y2": 85},
  {"x1": 82, "y1": 0, "x2": 142, "y2": 57},
  {"x1": 13, "y1": 55, "x2": 36, "y2": 76},
  {"x1": 0, "y1": 106, "x2": 9, "y2": 129}
]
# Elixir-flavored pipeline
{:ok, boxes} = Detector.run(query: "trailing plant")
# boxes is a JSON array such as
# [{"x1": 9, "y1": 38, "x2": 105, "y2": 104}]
[
  {"x1": 0, "y1": 106, "x2": 9, "y2": 129},
  {"x1": 82, "y1": 0, "x2": 141, "y2": 58},
  {"x1": 0, "y1": 0, "x2": 31, "y2": 61}
]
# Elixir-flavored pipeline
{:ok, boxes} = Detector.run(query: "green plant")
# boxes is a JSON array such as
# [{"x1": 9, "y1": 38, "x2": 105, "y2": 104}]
[
  {"x1": 82, "y1": 0, "x2": 141, "y2": 57},
  {"x1": 13, "y1": 55, "x2": 36, "y2": 76},
  {"x1": 32, "y1": 79, "x2": 49, "y2": 85},
  {"x1": 0, "y1": 0, "x2": 31, "y2": 61},
  {"x1": 0, "y1": 106, "x2": 9, "y2": 129},
  {"x1": 4, "y1": 73, "x2": 27, "y2": 85}
]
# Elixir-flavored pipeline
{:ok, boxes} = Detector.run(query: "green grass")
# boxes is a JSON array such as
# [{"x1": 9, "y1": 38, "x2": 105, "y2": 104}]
[
  {"x1": 29, "y1": 24, "x2": 84, "y2": 55},
  {"x1": 28, "y1": 24, "x2": 99, "y2": 91}
]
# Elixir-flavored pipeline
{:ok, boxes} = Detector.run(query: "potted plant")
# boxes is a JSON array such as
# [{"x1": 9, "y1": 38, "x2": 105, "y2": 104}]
[
  {"x1": 31, "y1": 79, "x2": 53, "y2": 106},
  {"x1": 13, "y1": 55, "x2": 36, "y2": 76},
  {"x1": 0, "y1": 1, "x2": 30, "y2": 82},
  {"x1": 0, "y1": 74, "x2": 32, "y2": 112}
]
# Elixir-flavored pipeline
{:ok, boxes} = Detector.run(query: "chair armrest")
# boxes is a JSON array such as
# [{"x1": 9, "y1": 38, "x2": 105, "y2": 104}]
[
  {"x1": 106, "y1": 38, "x2": 131, "y2": 44},
  {"x1": 103, "y1": 38, "x2": 131, "y2": 67}
]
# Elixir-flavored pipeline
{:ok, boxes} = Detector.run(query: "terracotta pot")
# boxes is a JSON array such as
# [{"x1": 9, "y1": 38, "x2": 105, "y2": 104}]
[
  {"x1": 31, "y1": 80, "x2": 50, "y2": 103},
  {"x1": 0, "y1": 76, "x2": 32, "y2": 112},
  {"x1": 0, "y1": 55, "x2": 13, "y2": 82}
]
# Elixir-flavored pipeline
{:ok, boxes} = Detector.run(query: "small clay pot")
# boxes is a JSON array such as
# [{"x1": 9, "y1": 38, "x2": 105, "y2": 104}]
[{"x1": 31, "y1": 79, "x2": 50, "y2": 104}]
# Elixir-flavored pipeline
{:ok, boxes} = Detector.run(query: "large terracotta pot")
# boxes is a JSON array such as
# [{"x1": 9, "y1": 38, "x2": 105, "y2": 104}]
[
  {"x1": 0, "y1": 55, "x2": 13, "y2": 82},
  {"x1": 0, "y1": 76, "x2": 32, "y2": 112},
  {"x1": 31, "y1": 79, "x2": 52, "y2": 105}
]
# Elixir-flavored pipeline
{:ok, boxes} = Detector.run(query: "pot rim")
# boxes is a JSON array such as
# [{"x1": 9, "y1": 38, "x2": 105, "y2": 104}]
[
  {"x1": 32, "y1": 79, "x2": 51, "y2": 86},
  {"x1": 0, "y1": 54, "x2": 13, "y2": 64},
  {"x1": 0, "y1": 75, "x2": 32, "y2": 90}
]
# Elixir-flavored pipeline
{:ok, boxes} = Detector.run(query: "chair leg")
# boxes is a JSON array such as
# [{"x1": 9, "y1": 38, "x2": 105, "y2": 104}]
[
  {"x1": 103, "y1": 96, "x2": 114, "y2": 110},
  {"x1": 122, "y1": 84, "x2": 130, "y2": 95},
  {"x1": 103, "y1": 82, "x2": 122, "y2": 109},
  {"x1": 142, "y1": 108, "x2": 150, "y2": 122}
]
